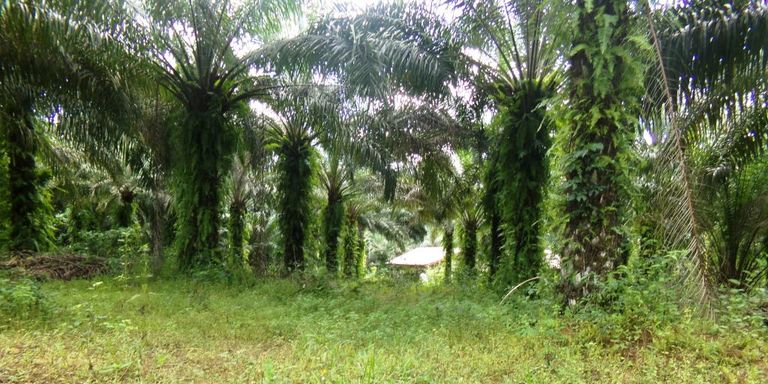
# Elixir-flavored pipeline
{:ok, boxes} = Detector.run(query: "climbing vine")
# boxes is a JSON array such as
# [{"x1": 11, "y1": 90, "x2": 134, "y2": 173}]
[
  {"x1": 173, "y1": 108, "x2": 236, "y2": 271},
  {"x1": 3, "y1": 100, "x2": 54, "y2": 252},
  {"x1": 275, "y1": 123, "x2": 316, "y2": 274},
  {"x1": 493, "y1": 81, "x2": 553, "y2": 288},
  {"x1": 557, "y1": 0, "x2": 646, "y2": 302}
]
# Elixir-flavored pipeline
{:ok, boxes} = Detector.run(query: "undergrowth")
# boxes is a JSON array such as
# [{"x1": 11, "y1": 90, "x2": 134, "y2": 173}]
[{"x1": 0, "y1": 265, "x2": 766, "y2": 383}]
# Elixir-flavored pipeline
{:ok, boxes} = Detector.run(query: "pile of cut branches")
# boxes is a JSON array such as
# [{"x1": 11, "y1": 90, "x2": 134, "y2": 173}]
[{"x1": 0, "y1": 252, "x2": 108, "y2": 280}]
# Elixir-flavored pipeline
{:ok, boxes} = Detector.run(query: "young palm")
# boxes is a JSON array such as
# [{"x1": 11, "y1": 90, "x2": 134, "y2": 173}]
[{"x1": 643, "y1": 1, "x2": 768, "y2": 299}]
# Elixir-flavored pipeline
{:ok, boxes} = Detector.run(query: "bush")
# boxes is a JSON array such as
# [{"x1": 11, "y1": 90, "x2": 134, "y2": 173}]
[
  {"x1": 66, "y1": 226, "x2": 148, "y2": 276},
  {"x1": 571, "y1": 252, "x2": 686, "y2": 347},
  {"x1": 67, "y1": 228, "x2": 129, "y2": 259},
  {"x1": 714, "y1": 287, "x2": 768, "y2": 338},
  {"x1": 0, "y1": 277, "x2": 53, "y2": 324}
]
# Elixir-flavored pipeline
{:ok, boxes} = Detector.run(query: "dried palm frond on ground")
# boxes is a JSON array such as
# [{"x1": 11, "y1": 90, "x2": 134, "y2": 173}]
[{"x1": 0, "y1": 253, "x2": 108, "y2": 280}]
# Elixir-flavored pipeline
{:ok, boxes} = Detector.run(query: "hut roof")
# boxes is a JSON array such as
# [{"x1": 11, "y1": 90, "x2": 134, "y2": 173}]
[{"x1": 388, "y1": 246, "x2": 445, "y2": 268}]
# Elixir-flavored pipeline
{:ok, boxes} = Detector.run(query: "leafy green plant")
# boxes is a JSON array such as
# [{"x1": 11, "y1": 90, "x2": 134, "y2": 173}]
[
  {"x1": 643, "y1": 1, "x2": 768, "y2": 302},
  {"x1": 117, "y1": 224, "x2": 149, "y2": 279},
  {"x1": 573, "y1": 251, "x2": 685, "y2": 347},
  {"x1": 0, "y1": 277, "x2": 53, "y2": 324},
  {"x1": 713, "y1": 287, "x2": 768, "y2": 338}
]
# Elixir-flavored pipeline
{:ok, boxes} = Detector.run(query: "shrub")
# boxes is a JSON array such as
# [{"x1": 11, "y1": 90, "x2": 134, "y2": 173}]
[
  {"x1": 0, "y1": 277, "x2": 53, "y2": 324},
  {"x1": 66, "y1": 226, "x2": 148, "y2": 275},
  {"x1": 572, "y1": 252, "x2": 686, "y2": 347}
]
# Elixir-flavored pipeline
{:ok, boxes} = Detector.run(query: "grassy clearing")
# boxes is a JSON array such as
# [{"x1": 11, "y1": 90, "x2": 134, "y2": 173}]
[{"x1": 1, "y1": 278, "x2": 766, "y2": 383}]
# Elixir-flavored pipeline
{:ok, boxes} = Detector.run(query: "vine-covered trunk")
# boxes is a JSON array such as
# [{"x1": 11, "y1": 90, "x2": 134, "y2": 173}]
[
  {"x1": 0, "y1": 143, "x2": 9, "y2": 249},
  {"x1": 461, "y1": 218, "x2": 477, "y2": 272},
  {"x1": 228, "y1": 200, "x2": 246, "y2": 268},
  {"x1": 509, "y1": 199, "x2": 543, "y2": 282},
  {"x1": 488, "y1": 211, "x2": 502, "y2": 279},
  {"x1": 4, "y1": 99, "x2": 51, "y2": 252},
  {"x1": 323, "y1": 191, "x2": 344, "y2": 274},
  {"x1": 248, "y1": 212, "x2": 271, "y2": 276},
  {"x1": 356, "y1": 221, "x2": 366, "y2": 278},
  {"x1": 277, "y1": 130, "x2": 314, "y2": 274},
  {"x1": 149, "y1": 193, "x2": 165, "y2": 276},
  {"x1": 443, "y1": 222, "x2": 453, "y2": 283},
  {"x1": 496, "y1": 83, "x2": 550, "y2": 287},
  {"x1": 342, "y1": 215, "x2": 358, "y2": 278},
  {"x1": 483, "y1": 155, "x2": 503, "y2": 281},
  {"x1": 175, "y1": 110, "x2": 229, "y2": 271},
  {"x1": 559, "y1": 0, "x2": 643, "y2": 303}
]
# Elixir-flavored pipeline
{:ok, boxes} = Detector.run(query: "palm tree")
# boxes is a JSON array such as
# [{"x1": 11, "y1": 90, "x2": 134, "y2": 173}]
[
  {"x1": 448, "y1": 0, "x2": 566, "y2": 287},
  {"x1": 708, "y1": 159, "x2": 768, "y2": 289},
  {"x1": 643, "y1": 0, "x2": 768, "y2": 298},
  {"x1": 139, "y1": 0, "x2": 299, "y2": 271},
  {"x1": 267, "y1": 88, "x2": 341, "y2": 273},
  {"x1": 272, "y1": 117, "x2": 317, "y2": 273},
  {"x1": 320, "y1": 155, "x2": 351, "y2": 274},
  {"x1": 270, "y1": 1, "x2": 569, "y2": 287},
  {"x1": 263, "y1": 2, "x2": 461, "y2": 100},
  {"x1": 483, "y1": 147, "x2": 503, "y2": 280},
  {"x1": 227, "y1": 154, "x2": 251, "y2": 268},
  {"x1": 1, "y1": 0, "x2": 133, "y2": 252}
]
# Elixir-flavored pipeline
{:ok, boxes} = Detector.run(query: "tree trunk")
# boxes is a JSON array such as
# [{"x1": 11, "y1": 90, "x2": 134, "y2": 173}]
[
  {"x1": 4, "y1": 98, "x2": 51, "y2": 252},
  {"x1": 175, "y1": 110, "x2": 228, "y2": 271},
  {"x1": 149, "y1": 193, "x2": 165, "y2": 276},
  {"x1": 462, "y1": 218, "x2": 477, "y2": 272},
  {"x1": 228, "y1": 200, "x2": 246, "y2": 268},
  {"x1": 496, "y1": 83, "x2": 550, "y2": 287},
  {"x1": 356, "y1": 221, "x2": 366, "y2": 278},
  {"x1": 559, "y1": 0, "x2": 641, "y2": 304},
  {"x1": 248, "y1": 212, "x2": 270, "y2": 276},
  {"x1": 342, "y1": 215, "x2": 358, "y2": 278},
  {"x1": 489, "y1": 212, "x2": 502, "y2": 279},
  {"x1": 277, "y1": 132, "x2": 313, "y2": 274},
  {"x1": 323, "y1": 192, "x2": 344, "y2": 274},
  {"x1": 443, "y1": 222, "x2": 454, "y2": 283}
]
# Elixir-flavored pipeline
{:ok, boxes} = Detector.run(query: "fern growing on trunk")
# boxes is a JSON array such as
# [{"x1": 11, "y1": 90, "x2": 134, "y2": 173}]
[{"x1": 558, "y1": 0, "x2": 645, "y2": 303}]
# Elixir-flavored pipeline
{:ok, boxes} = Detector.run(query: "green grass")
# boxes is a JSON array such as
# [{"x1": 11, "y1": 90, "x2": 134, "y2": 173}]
[{"x1": 1, "y1": 277, "x2": 766, "y2": 383}]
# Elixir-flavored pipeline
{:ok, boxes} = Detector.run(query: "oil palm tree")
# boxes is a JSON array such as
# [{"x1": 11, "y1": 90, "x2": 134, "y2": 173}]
[
  {"x1": 266, "y1": 87, "x2": 342, "y2": 273},
  {"x1": 320, "y1": 154, "x2": 352, "y2": 274},
  {"x1": 0, "y1": 0, "x2": 134, "y2": 252},
  {"x1": 139, "y1": 0, "x2": 300, "y2": 271},
  {"x1": 263, "y1": 2, "x2": 461, "y2": 100},
  {"x1": 643, "y1": 0, "x2": 768, "y2": 299},
  {"x1": 450, "y1": 0, "x2": 568, "y2": 288}
]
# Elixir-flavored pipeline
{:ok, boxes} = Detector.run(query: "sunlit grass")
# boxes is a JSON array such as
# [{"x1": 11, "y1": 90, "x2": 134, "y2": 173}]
[{"x1": 1, "y1": 277, "x2": 766, "y2": 383}]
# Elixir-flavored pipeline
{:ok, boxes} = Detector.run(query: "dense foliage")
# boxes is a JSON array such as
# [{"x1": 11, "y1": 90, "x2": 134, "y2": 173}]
[{"x1": 1, "y1": 0, "x2": 768, "y2": 380}]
